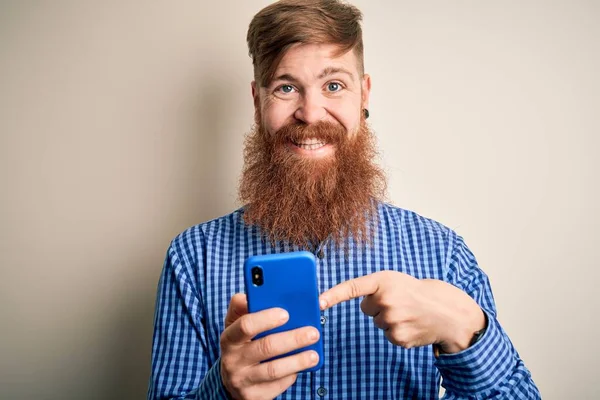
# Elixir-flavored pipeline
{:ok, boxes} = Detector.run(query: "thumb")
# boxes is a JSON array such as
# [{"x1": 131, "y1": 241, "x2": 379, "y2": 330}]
[{"x1": 224, "y1": 293, "x2": 248, "y2": 329}]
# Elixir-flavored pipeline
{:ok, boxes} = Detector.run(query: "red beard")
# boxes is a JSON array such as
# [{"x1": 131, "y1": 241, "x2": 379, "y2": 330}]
[{"x1": 239, "y1": 118, "x2": 386, "y2": 249}]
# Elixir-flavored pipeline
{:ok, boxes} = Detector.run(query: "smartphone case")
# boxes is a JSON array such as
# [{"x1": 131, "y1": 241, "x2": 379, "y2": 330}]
[{"x1": 244, "y1": 251, "x2": 324, "y2": 372}]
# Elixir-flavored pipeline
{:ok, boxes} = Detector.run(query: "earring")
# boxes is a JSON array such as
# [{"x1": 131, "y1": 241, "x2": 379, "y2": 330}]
[{"x1": 363, "y1": 108, "x2": 370, "y2": 119}]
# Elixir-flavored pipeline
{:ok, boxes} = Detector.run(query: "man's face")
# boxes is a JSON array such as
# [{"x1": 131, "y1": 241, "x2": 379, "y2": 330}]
[
  {"x1": 252, "y1": 43, "x2": 372, "y2": 159},
  {"x1": 240, "y1": 43, "x2": 384, "y2": 247}
]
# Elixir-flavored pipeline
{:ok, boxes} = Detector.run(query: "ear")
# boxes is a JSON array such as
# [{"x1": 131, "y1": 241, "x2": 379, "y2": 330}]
[
  {"x1": 251, "y1": 81, "x2": 260, "y2": 111},
  {"x1": 361, "y1": 73, "x2": 372, "y2": 110},
  {"x1": 251, "y1": 81, "x2": 262, "y2": 124}
]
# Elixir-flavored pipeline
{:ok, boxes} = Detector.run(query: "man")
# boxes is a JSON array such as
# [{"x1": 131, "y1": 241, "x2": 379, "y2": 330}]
[{"x1": 148, "y1": 0, "x2": 540, "y2": 399}]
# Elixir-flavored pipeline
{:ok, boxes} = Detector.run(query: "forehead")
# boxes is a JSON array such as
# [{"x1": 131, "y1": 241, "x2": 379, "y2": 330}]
[{"x1": 273, "y1": 43, "x2": 360, "y2": 82}]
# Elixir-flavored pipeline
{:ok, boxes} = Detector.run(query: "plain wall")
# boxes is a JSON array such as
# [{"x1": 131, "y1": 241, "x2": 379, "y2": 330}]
[{"x1": 0, "y1": 1, "x2": 597, "y2": 398}]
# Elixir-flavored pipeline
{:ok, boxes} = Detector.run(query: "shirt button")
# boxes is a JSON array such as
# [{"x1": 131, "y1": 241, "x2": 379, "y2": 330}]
[
  {"x1": 317, "y1": 387, "x2": 327, "y2": 397},
  {"x1": 317, "y1": 249, "x2": 325, "y2": 259},
  {"x1": 320, "y1": 315, "x2": 327, "y2": 325}
]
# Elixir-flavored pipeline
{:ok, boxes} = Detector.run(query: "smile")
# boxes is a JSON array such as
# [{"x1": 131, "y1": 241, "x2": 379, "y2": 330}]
[
  {"x1": 288, "y1": 138, "x2": 334, "y2": 158},
  {"x1": 292, "y1": 139, "x2": 326, "y2": 150}
]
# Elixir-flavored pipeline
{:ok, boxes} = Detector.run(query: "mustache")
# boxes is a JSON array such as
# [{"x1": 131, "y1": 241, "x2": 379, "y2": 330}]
[{"x1": 272, "y1": 121, "x2": 348, "y2": 146}]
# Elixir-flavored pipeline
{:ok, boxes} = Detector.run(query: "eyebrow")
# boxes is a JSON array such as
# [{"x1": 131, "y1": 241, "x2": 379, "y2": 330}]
[
  {"x1": 318, "y1": 67, "x2": 355, "y2": 80},
  {"x1": 272, "y1": 66, "x2": 355, "y2": 85}
]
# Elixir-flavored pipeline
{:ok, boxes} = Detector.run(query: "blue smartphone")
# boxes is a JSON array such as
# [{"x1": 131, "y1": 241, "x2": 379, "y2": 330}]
[{"x1": 243, "y1": 251, "x2": 324, "y2": 372}]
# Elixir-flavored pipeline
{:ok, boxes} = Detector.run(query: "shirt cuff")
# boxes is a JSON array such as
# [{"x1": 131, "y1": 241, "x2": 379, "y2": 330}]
[
  {"x1": 435, "y1": 310, "x2": 514, "y2": 396},
  {"x1": 196, "y1": 358, "x2": 231, "y2": 400}
]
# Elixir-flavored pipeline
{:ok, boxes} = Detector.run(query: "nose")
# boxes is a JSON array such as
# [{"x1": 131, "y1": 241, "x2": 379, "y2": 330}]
[{"x1": 294, "y1": 89, "x2": 326, "y2": 124}]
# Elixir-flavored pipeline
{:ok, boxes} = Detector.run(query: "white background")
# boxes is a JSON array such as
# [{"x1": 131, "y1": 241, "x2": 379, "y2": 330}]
[{"x1": 0, "y1": 1, "x2": 598, "y2": 398}]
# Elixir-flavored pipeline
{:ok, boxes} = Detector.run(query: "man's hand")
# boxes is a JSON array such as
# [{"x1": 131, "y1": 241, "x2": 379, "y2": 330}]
[
  {"x1": 319, "y1": 271, "x2": 485, "y2": 353},
  {"x1": 220, "y1": 293, "x2": 320, "y2": 400}
]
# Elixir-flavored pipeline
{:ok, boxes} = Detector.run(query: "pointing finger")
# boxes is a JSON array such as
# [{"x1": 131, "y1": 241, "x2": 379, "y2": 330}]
[{"x1": 319, "y1": 274, "x2": 380, "y2": 310}]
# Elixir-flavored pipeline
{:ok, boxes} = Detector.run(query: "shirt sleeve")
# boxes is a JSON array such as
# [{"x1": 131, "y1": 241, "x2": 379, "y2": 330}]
[
  {"x1": 436, "y1": 232, "x2": 541, "y2": 399},
  {"x1": 147, "y1": 236, "x2": 230, "y2": 400}
]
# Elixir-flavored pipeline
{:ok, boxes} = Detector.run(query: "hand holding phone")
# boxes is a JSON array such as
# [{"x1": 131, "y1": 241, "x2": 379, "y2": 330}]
[
  {"x1": 244, "y1": 251, "x2": 324, "y2": 369},
  {"x1": 219, "y1": 251, "x2": 323, "y2": 399}
]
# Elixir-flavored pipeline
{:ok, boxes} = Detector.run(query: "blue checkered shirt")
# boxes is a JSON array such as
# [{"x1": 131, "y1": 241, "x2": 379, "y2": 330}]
[{"x1": 148, "y1": 203, "x2": 540, "y2": 399}]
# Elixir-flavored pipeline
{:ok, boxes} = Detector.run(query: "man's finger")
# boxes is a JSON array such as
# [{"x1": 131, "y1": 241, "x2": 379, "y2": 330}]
[
  {"x1": 242, "y1": 373, "x2": 298, "y2": 400},
  {"x1": 319, "y1": 274, "x2": 380, "y2": 310},
  {"x1": 222, "y1": 307, "x2": 289, "y2": 345},
  {"x1": 373, "y1": 312, "x2": 389, "y2": 331},
  {"x1": 244, "y1": 326, "x2": 320, "y2": 363},
  {"x1": 360, "y1": 295, "x2": 380, "y2": 317},
  {"x1": 248, "y1": 350, "x2": 319, "y2": 383},
  {"x1": 224, "y1": 293, "x2": 248, "y2": 329}
]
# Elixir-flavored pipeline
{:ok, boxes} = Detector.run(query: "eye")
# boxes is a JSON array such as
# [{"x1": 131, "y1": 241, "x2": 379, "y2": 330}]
[
  {"x1": 276, "y1": 84, "x2": 296, "y2": 94},
  {"x1": 326, "y1": 82, "x2": 343, "y2": 93}
]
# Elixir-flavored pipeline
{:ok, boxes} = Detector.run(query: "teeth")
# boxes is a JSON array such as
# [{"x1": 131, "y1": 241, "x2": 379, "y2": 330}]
[
  {"x1": 298, "y1": 138, "x2": 322, "y2": 145},
  {"x1": 292, "y1": 138, "x2": 326, "y2": 150},
  {"x1": 297, "y1": 143, "x2": 325, "y2": 150}
]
